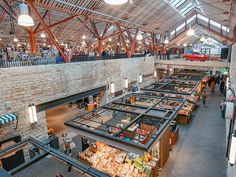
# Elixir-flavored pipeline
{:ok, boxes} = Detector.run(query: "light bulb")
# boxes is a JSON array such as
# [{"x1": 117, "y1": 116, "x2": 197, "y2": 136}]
[
  {"x1": 104, "y1": 0, "x2": 128, "y2": 5},
  {"x1": 164, "y1": 38, "x2": 169, "y2": 44},
  {"x1": 41, "y1": 33, "x2": 46, "y2": 38},
  {"x1": 13, "y1": 37, "x2": 18, "y2": 42},
  {"x1": 187, "y1": 28, "x2": 195, "y2": 36},
  {"x1": 82, "y1": 35, "x2": 86, "y2": 39},
  {"x1": 136, "y1": 34, "x2": 143, "y2": 40}
]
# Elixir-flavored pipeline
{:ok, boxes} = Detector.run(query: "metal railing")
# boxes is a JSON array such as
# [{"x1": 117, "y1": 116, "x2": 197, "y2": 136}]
[
  {"x1": 0, "y1": 58, "x2": 56, "y2": 68},
  {"x1": 0, "y1": 53, "x2": 146, "y2": 68}
]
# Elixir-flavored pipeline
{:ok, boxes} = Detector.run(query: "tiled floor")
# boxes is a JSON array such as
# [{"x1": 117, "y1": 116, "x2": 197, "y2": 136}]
[{"x1": 159, "y1": 89, "x2": 227, "y2": 177}]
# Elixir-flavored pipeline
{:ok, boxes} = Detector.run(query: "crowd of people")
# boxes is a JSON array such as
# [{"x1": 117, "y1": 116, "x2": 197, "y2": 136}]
[{"x1": 201, "y1": 74, "x2": 234, "y2": 120}]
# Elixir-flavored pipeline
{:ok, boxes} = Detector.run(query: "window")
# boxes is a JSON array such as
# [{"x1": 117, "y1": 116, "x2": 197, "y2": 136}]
[
  {"x1": 210, "y1": 20, "x2": 221, "y2": 28},
  {"x1": 222, "y1": 26, "x2": 230, "y2": 32},
  {"x1": 187, "y1": 15, "x2": 196, "y2": 24},
  {"x1": 197, "y1": 14, "x2": 209, "y2": 22},
  {"x1": 176, "y1": 22, "x2": 185, "y2": 32},
  {"x1": 170, "y1": 30, "x2": 175, "y2": 36}
]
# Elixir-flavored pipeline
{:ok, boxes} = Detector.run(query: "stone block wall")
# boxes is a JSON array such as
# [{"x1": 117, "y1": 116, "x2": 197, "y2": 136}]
[{"x1": 0, "y1": 57, "x2": 155, "y2": 141}]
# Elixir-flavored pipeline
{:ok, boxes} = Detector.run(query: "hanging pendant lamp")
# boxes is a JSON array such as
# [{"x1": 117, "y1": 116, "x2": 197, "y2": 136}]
[
  {"x1": 104, "y1": 0, "x2": 128, "y2": 5},
  {"x1": 187, "y1": 25, "x2": 195, "y2": 36},
  {"x1": 18, "y1": 2, "x2": 34, "y2": 27}
]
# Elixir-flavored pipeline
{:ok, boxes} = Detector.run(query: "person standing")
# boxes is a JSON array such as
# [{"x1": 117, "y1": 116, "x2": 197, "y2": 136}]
[
  {"x1": 62, "y1": 132, "x2": 72, "y2": 156},
  {"x1": 162, "y1": 49, "x2": 167, "y2": 60},
  {"x1": 82, "y1": 136, "x2": 89, "y2": 151},
  {"x1": 202, "y1": 91, "x2": 207, "y2": 106},
  {"x1": 220, "y1": 80, "x2": 225, "y2": 94},
  {"x1": 220, "y1": 99, "x2": 226, "y2": 119}
]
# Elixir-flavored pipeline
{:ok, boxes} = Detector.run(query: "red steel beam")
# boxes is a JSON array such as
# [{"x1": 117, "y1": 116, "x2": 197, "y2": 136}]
[
  {"x1": 77, "y1": 18, "x2": 97, "y2": 37},
  {"x1": 116, "y1": 35, "x2": 121, "y2": 53},
  {"x1": 33, "y1": 10, "x2": 48, "y2": 32},
  {"x1": 68, "y1": 18, "x2": 88, "y2": 61},
  {"x1": 128, "y1": 29, "x2": 139, "y2": 58},
  {"x1": 126, "y1": 28, "x2": 133, "y2": 42},
  {"x1": 152, "y1": 33, "x2": 156, "y2": 53},
  {"x1": 117, "y1": 25, "x2": 128, "y2": 53},
  {"x1": 102, "y1": 29, "x2": 126, "y2": 40},
  {"x1": 35, "y1": 15, "x2": 77, "y2": 33},
  {"x1": 98, "y1": 39, "x2": 103, "y2": 56},
  {"x1": 28, "y1": 1, "x2": 69, "y2": 63},
  {"x1": 29, "y1": 29, "x2": 37, "y2": 54},
  {"x1": 101, "y1": 23, "x2": 111, "y2": 39},
  {"x1": 90, "y1": 20, "x2": 100, "y2": 38}
]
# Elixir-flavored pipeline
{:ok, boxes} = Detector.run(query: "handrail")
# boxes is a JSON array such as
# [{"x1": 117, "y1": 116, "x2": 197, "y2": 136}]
[{"x1": 0, "y1": 54, "x2": 147, "y2": 68}]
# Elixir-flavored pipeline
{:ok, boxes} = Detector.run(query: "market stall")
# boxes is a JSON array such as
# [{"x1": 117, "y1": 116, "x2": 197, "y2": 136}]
[{"x1": 65, "y1": 93, "x2": 185, "y2": 176}]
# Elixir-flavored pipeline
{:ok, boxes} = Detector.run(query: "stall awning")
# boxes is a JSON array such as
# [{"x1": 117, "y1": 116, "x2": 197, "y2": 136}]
[{"x1": 0, "y1": 113, "x2": 17, "y2": 125}]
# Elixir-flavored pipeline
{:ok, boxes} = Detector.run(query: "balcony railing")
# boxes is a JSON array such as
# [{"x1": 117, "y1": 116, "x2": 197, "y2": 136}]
[{"x1": 0, "y1": 53, "x2": 146, "y2": 68}]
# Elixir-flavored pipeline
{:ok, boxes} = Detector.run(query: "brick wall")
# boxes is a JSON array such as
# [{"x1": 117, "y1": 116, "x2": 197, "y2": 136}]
[{"x1": 0, "y1": 57, "x2": 155, "y2": 141}]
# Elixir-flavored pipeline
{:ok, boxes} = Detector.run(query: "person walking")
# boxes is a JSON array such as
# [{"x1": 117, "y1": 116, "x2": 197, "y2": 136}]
[
  {"x1": 220, "y1": 80, "x2": 225, "y2": 94},
  {"x1": 211, "y1": 78, "x2": 216, "y2": 93},
  {"x1": 202, "y1": 91, "x2": 207, "y2": 106},
  {"x1": 220, "y1": 99, "x2": 226, "y2": 119}
]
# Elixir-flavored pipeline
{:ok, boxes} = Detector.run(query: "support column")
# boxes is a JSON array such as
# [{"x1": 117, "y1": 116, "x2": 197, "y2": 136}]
[
  {"x1": 29, "y1": 30, "x2": 37, "y2": 54},
  {"x1": 98, "y1": 39, "x2": 103, "y2": 56}
]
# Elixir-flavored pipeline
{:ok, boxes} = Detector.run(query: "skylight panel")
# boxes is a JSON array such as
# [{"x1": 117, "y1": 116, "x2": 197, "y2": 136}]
[
  {"x1": 168, "y1": 0, "x2": 194, "y2": 16},
  {"x1": 175, "y1": 0, "x2": 186, "y2": 8},
  {"x1": 182, "y1": 6, "x2": 193, "y2": 15},
  {"x1": 180, "y1": 3, "x2": 193, "y2": 13},
  {"x1": 171, "y1": 0, "x2": 183, "y2": 6}
]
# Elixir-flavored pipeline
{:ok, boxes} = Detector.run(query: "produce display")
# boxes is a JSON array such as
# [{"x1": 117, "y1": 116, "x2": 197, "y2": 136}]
[
  {"x1": 78, "y1": 141, "x2": 159, "y2": 177},
  {"x1": 173, "y1": 86, "x2": 192, "y2": 93},
  {"x1": 186, "y1": 94, "x2": 200, "y2": 104},
  {"x1": 155, "y1": 100, "x2": 180, "y2": 110},
  {"x1": 178, "y1": 101, "x2": 194, "y2": 116}
]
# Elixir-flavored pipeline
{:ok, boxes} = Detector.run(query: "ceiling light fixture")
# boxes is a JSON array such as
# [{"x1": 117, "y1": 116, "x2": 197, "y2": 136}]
[
  {"x1": 187, "y1": 26, "x2": 195, "y2": 36},
  {"x1": 13, "y1": 37, "x2": 18, "y2": 42},
  {"x1": 183, "y1": 43, "x2": 187, "y2": 47},
  {"x1": 104, "y1": 0, "x2": 128, "y2": 5},
  {"x1": 164, "y1": 38, "x2": 169, "y2": 44},
  {"x1": 136, "y1": 32, "x2": 143, "y2": 40},
  {"x1": 200, "y1": 36, "x2": 206, "y2": 43},
  {"x1": 82, "y1": 35, "x2": 86, "y2": 40},
  {"x1": 18, "y1": 2, "x2": 34, "y2": 27},
  {"x1": 41, "y1": 33, "x2": 46, "y2": 38}
]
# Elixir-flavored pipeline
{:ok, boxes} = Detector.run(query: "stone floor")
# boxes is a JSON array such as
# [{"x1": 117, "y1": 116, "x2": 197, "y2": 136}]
[{"x1": 159, "y1": 89, "x2": 227, "y2": 177}]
